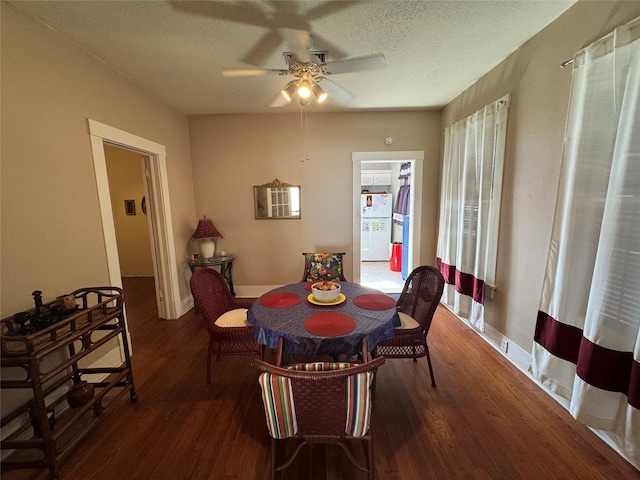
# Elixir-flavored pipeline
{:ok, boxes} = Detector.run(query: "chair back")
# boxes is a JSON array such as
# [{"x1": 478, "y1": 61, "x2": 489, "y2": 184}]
[
  {"x1": 254, "y1": 356, "x2": 384, "y2": 439},
  {"x1": 397, "y1": 265, "x2": 444, "y2": 333},
  {"x1": 190, "y1": 268, "x2": 237, "y2": 326},
  {"x1": 300, "y1": 252, "x2": 347, "y2": 282}
]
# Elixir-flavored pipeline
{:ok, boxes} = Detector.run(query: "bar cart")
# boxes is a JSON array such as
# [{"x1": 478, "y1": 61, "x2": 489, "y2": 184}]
[{"x1": 1, "y1": 287, "x2": 137, "y2": 479}]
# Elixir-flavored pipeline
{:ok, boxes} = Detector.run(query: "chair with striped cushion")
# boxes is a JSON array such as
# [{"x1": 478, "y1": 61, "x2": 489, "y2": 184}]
[
  {"x1": 190, "y1": 268, "x2": 264, "y2": 384},
  {"x1": 253, "y1": 338, "x2": 384, "y2": 480},
  {"x1": 373, "y1": 265, "x2": 444, "y2": 387}
]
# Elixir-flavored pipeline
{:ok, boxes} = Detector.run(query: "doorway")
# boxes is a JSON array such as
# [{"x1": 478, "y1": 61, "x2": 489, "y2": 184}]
[
  {"x1": 89, "y1": 119, "x2": 181, "y2": 321},
  {"x1": 352, "y1": 151, "x2": 424, "y2": 290},
  {"x1": 104, "y1": 145, "x2": 154, "y2": 280}
]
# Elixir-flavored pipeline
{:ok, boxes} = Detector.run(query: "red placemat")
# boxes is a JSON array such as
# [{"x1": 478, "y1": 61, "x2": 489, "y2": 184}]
[
  {"x1": 352, "y1": 294, "x2": 397, "y2": 311},
  {"x1": 303, "y1": 282, "x2": 314, "y2": 291},
  {"x1": 259, "y1": 292, "x2": 301, "y2": 308},
  {"x1": 304, "y1": 312, "x2": 356, "y2": 337}
]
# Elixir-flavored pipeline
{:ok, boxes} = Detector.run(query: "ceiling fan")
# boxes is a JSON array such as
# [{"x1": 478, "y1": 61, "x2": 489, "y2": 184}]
[{"x1": 222, "y1": 28, "x2": 386, "y2": 107}]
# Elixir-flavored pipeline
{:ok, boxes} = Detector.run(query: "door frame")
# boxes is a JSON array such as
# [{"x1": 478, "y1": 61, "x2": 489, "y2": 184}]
[
  {"x1": 352, "y1": 151, "x2": 424, "y2": 282},
  {"x1": 89, "y1": 119, "x2": 181, "y2": 320}
]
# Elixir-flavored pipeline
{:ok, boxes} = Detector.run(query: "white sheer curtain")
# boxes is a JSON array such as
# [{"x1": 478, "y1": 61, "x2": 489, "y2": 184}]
[
  {"x1": 436, "y1": 95, "x2": 509, "y2": 331},
  {"x1": 530, "y1": 16, "x2": 640, "y2": 468}
]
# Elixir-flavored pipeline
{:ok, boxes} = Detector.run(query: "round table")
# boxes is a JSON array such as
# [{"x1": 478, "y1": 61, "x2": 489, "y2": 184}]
[{"x1": 247, "y1": 282, "x2": 400, "y2": 358}]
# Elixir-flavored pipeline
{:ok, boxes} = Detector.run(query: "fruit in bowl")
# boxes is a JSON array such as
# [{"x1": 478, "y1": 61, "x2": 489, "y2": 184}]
[{"x1": 311, "y1": 281, "x2": 341, "y2": 303}]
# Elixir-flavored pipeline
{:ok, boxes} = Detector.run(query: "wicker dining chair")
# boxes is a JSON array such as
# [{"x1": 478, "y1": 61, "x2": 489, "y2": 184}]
[
  {"x1": 373, "y1": 265, "x2": 444, "y2": 387},
  {"x1": 254, "y1": 337, "x2": 384, "y2": 480},
  {"x1": 300, "y1": 252, "x2": 348, "y2": 282},
  {"x1": 190, "y1": 268, "x2": 263, "y2": 384}
]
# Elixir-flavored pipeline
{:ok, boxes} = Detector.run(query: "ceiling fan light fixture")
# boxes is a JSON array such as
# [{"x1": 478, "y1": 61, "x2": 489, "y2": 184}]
[
  {"x1": 281, "y1": 83, "x2": 296, "y2": 102},
  {"x1": 297, "y1": 80, "x2": 312, "y2": 99},
  {"x1": 312, "y1": 84, "x2": 328, "y2": 103}
]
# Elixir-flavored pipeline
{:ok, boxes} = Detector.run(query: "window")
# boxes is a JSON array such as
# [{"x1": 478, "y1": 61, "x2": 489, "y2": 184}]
[
  {"x1": 531, "y1": 16, "x2": 639, "y2": 467},
  {"x1": 436, "y1": 95, "x2": 510, "y2": 331}
]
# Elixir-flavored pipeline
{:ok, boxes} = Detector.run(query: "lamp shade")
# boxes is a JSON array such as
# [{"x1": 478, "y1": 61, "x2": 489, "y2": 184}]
[
  {"x1": 312, "y1": 84, "x2": 328, "y2": 103},
  {"x1": 192, "y1": 217, "x2": 222, "y2": 239},
  {"x1": 192, "y1": 217, "x2": 222, "y2": 259},
  {"x1": 281, "y1": 83, "x2": 296, "y2": 102}
]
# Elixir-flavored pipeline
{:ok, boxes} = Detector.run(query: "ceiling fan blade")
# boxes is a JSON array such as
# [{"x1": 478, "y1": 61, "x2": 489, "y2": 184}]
[
  {"x1": 269, "y1": 92, "x2": 289, "y2": 108},
  {"x1": 323, "y1": 53, "x2": 386, "y2": 75},
  {"x1": 222, "y1": 68, "x2": 290, "y2": 77},
  {"x1": 304, "y1": 1, "x2": 358, "y2": 21},
  {"x1": 170, "y1": 1, "x2": 269, "y2": 28},
  {"x1": 308, "y1": 33, "x2": 349, "y2": 60},
  {"x1": 277, "y1": 28, "x2": 313, "y2": 62},
  {"x1": 240, "y1": 30, "x2": 283, "y2": 66},
  {"x1": 318, "y1": 77, "x2": 355, "y2": 104}
]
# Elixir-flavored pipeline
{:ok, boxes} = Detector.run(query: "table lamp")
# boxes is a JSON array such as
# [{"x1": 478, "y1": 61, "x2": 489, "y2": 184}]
[{"x1": 191, "y1": 216, "x2": 222, "y2": 259}]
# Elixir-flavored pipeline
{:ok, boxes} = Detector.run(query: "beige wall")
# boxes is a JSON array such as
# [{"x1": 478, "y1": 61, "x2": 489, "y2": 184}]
[
  {"x1": 441, "y1": 1, "x2": 640, "y2": 351},
  {"x1": 104, "y1": 146, "x2": 154, "y2": 277},
  {"x1": 188, "y1": 111, "x2": 441, "y2": 287},
  {"x1": 0, "y1": 3, "x2": 196, "y2": 315}
]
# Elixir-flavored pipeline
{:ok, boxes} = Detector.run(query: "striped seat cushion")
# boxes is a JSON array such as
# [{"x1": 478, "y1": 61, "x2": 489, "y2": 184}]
[{"x1": 258, "y1": 362, "x2": 374, "y2": 438}]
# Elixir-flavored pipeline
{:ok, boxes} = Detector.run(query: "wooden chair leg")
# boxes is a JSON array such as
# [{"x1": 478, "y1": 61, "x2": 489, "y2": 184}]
[
  {"x1": 206, "y1": 340, "x2": 214, "y2": 384},
  {"x1": 275, "y1": 337, "x2": 284, "y2": 367},
  {"x1": 370, "y1": 346, "x2": 378, "y2": 399},
  {"x1": 371, "y1": 373, "x2": 377, "y2": 400},
  {"x1": 271, "y1": 437, "x2": 278, "y2": 480},
  {"x1": 367, "y1": 437, "x2": 374, "y2": 480},
  {"x1": 425, "y1": 345, "x2": 436, "y2": 387}
]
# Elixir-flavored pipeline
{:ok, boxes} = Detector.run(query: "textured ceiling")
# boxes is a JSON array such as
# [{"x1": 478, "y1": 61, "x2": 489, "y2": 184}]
[{"x1": 11, "y1": 0, "x2": 577, "y2": 115}]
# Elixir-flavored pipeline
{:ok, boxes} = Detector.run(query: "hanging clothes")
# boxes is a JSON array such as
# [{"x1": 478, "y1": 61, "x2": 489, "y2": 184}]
[{"x1": 393, "y1": 162, "x2": 411, "y2": 225}]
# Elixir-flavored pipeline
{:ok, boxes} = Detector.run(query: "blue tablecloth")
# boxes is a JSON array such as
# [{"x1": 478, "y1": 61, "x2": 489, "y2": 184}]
[{"x1": 247, "y1": 282, "x2": 400, "y2": 357}]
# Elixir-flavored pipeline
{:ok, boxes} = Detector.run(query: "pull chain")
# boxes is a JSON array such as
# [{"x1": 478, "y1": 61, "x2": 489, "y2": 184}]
[{"x1": 300, "y1": 101, "x2": 309, "y2": 162}]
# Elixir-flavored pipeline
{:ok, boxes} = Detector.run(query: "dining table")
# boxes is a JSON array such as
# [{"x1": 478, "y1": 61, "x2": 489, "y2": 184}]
[{"x1": 247, "y1": 281, "x2": 401, "y2": 358}]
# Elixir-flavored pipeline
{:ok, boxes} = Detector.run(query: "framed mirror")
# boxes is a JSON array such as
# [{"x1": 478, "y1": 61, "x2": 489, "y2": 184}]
[{"x1": 254, "y1": 179, "x2": 301, "y2": 219}]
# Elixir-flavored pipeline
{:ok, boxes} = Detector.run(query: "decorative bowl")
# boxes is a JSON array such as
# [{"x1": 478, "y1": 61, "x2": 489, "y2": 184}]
[
  {"x1": 311, "y1": 281, "x2": 341, "y2": 303},
  {"x1": 66, "y1": 380, "x2": 95, "y2": 408}
]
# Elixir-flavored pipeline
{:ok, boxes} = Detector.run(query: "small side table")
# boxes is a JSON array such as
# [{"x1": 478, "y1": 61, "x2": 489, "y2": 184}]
[{"x1": 188, "y1": 254, "x2": 236, "y2": 296}]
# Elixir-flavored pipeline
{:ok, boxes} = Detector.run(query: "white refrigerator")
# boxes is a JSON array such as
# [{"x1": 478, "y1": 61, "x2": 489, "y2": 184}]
[{"x1": 361, "y1": 193, "x2": 393, "y2": 261}]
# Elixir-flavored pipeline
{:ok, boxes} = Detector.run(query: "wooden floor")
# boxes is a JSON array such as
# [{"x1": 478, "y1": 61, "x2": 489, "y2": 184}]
[{"x1": 5, "y1": 276, "x2": 638, "y2": 480}]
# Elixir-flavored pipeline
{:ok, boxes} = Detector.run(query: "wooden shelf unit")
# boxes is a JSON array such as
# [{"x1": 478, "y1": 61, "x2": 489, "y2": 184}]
[{"x1": 1, "y1": 287, "x2": 137, "y2": 479}]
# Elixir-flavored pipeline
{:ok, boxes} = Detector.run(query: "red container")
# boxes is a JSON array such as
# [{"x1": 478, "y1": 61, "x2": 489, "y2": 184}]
[{"x1": 390, "y1": 243, "x2": 402, "y2": 272}]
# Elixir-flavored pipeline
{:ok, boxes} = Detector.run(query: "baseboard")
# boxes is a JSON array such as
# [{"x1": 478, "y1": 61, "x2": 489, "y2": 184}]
[
  {"x1": 481, "y1": 321, "x2": 532, "y2": 373},
  {"x1": 180, "y1": 295, "x2": 194, "y2": 316}
]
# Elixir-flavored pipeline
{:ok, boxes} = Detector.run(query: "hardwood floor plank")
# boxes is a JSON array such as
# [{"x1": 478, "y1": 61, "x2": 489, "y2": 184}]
[{"x1": 3, "y1": 277, "x2": 637, "y2": 480}]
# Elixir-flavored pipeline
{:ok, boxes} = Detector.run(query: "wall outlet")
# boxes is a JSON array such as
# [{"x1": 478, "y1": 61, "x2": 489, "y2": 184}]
[{"x1": 501, "y1": 338, "x2": 509, "y2": 354}]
